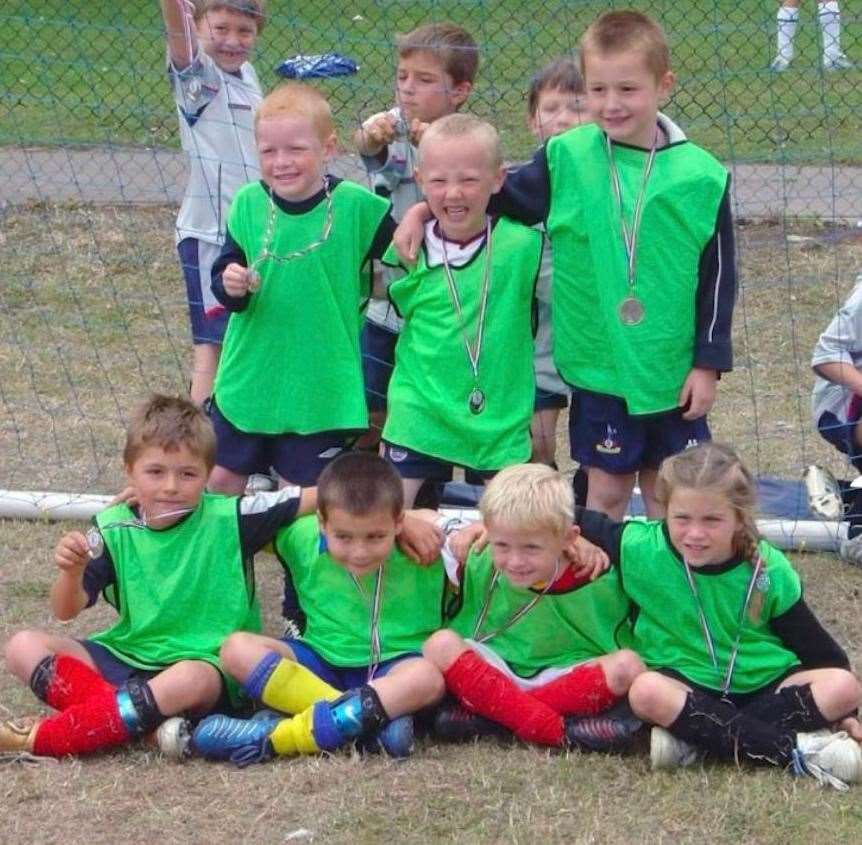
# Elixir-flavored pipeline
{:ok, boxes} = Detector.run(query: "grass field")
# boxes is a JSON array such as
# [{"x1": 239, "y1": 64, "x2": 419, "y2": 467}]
[
  {"x1": 2, "y1": 203, "x2": 862, "y2": 841},
  {"x1": 1, "y1": 0, "x2": 861, "y2": 162}
]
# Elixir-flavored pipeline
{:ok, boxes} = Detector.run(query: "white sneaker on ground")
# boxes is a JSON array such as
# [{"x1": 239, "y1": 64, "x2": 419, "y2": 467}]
[
  {"x1": 154, "y1": 717, "x2": 192, "y2": 760},
  {"x1": 794, "y1": 730, "x2": 862, "y2": 789},
  {"x1": 770, "y1": 53, "x2": 792, "y2": 71},
  {"x1": 804, "y1": 464, "x2": 844, "y2": 521},
  {"x1": 823, "y1": 52, "x2": 853, "y2": 70},
  {"x1": 650, "y1": 726, "x2": 702, "y2": 770},
  {"x1": 839, "y1": 533, "x2": 862, "y2": 566}
]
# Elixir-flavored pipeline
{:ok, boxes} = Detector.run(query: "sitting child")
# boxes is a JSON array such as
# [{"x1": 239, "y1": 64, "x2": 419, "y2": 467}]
[
  {"x1": 1, "y1": 394, "x2": 313, "y2": 758},
  {"x1": 380, "y1": 114, "x2": 543, "y2": 506},
  {"x1": 577, "y1": 442, "x2": 862, "y2": 789},
  {"x1": 188, "y1": 452, "x2": 447, "y2": 764},
  {"x1": 423, "y1": 463, "x2": 644, "y2": 750},
  {"x1": 807, "y1": 273, "x2": 862, "y2": 563}
]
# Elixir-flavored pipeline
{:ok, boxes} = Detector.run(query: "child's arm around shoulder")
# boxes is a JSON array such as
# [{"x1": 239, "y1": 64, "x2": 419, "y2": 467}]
[{"x1": 159, "y1": 0, "x2": 198, "y2": 70}]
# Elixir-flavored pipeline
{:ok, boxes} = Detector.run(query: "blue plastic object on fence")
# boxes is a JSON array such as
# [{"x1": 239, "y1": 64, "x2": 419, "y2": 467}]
[{"x1": 275, "y1": 53, "x2": 359, "y2": 79}]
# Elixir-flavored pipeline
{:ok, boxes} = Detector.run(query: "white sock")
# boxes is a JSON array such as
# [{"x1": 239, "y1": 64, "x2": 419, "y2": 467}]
[
  {"x1": 818, "y1": 1, "x2": 842, "y2": 60},
  {"x1": 776, "y1": 6, "x2": 800, "y2": 60}
]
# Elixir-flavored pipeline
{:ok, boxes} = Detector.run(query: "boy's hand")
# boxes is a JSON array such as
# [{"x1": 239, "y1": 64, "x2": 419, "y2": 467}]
[
  {"x1": 399, "y1": 513, "x2": 444, "y2": 565},
  {"x1": 359, "y1": 112, "x2": 398, "y2": 156},
  {"x1": 564, "y1": 533, "x2": 609, "y2": 581},
  {"x1": 109, "y1": 485, "x2": 138, "y2": 508},
  {"x1": 393, "y1": 203, "x2": 431, "y2": 265},
  {"x1": 678, "y1": 367, "x2": 718, "y2": 420},
  {"x1": 449, "y1": 520, "x2": 487, "y2": 564},
  {"x1": 55, "y1": 532, "x2": 90, "y2": 573},
  {"x1": 408, "y1": 118, "x2": 430, "y2": 146},
  {"x1": 222, "y1": 262, "x2": 254, "y2": 298}
]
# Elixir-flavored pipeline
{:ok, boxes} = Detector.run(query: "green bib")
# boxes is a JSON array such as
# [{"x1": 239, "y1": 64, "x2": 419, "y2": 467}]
[
  {"x1": 90, "y1": 494, "x2": 259, "y2": 704},
  {"x1": 620, "y1": 521, "x2": 801, "y2": 693},
  {"x1": 546, "y1": 125, "x2": 728, "y2": 414},
  {"x1": 275, "y1": 515, "x2": 448, "y2": 667},
  {"x1": 215, "y1": 180, "x2": 391, "y2": 434},
  {"x1": 449, "y1": 547, "x2": 632, "y2": 678},
  {"x1": 383, "y1": 217, "x2": 542, "y2": 470}
]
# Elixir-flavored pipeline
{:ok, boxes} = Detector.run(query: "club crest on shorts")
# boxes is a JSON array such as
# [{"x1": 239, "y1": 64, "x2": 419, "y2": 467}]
[{"x1": 596, "y1": 425, "x2": 622, "y2": 455}]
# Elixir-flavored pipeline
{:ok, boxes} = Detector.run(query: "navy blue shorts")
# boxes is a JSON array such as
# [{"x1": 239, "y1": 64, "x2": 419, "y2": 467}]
[
  {"x1": 569, "y1": 389, "x2": 710, "y2": 474},
  {"x1": 282, "y1": 638, "x2": 420, "y2": 688},
  {"x1": 178, "y1": 237, "x2": 229, "y2": 345},
  {"x1": 80, "y1": 640, "x2": 160, "y2": 686},
  {"x1": 656, "y1": 667, "x2": 800, "y2": 709},
  {"x1": 210, "y1": 398, "x2": 347, "y2": 485},
  {"x1": 361, "y1": 321, "x2": 398, "y2": 412},
  {"x1": 817, "y1": 400, "x2": 862, "y2": 471},
  {"x1": 534, "y1": 387, "x2": 568, "y2": 412},
  {"x1": 382, "y1": 441, "x2": 497, "y2": 483}
]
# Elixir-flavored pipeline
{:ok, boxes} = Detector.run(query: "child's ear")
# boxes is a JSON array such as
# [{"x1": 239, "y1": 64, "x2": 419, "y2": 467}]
[
  {"x1": 323, "y1": 132, "x2": 338, "y2": 157},
  {"x1": 565, "y1": 524, "x2": 581, "y2": 545},
  {"x1": 449, "y1": 80, "x2": 472, "y2": 109},
  {"x1": 491, "y1": 165, "x2": 506, "y2": 194},
  {"x1": 393, "y1": 511, "x2": 406, "y2": 536},
  {"x1": 657, "y1": 71, "x2": 675, "y2": 105},
  {"x1": 316, "y1": 509, "x2": 326, "y2": 532}
]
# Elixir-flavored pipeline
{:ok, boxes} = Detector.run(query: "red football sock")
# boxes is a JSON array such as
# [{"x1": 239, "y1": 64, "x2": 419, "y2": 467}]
[
  {"x1": 530, "y1": 663, "x2": 619, "y2": 716},
  {"x1": 444, "y1": 650, "x2": 564, "y2": 746},
  {"x1": 44, "y1": 655, "x2": 115, "y2": 711},
  {"x1": 32, "y1": 689, "x2": 131, "y2": 757}
]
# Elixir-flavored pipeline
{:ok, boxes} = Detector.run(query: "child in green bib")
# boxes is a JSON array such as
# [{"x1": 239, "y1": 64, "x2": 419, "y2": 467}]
[
  {"x1": 577, "y1": 442, "x2": 862, "y2": 790},
  {"x1": 380, "y1": 114, "x2": 543, "y2": 507},
  {"x1": 423, "y1": 463, "x2": 644, "y2": 750},
  {"x1": 207, "y1": 82, "x2": 395, "y2": 495},
  {"x1": 1, "y1": 395, "x2": 315, "y2": 759},
  {"x1": 393, "y1": 12, "x2": 737, "y2": 523},
  {"x1": 189, "y1": 452, "x2": 447, "y2": 764}
]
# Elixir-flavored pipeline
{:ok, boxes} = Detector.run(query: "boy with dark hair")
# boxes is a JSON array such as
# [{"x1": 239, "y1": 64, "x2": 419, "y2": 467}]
[
  {"x1": 394, "y1": 11, "x2": 736, "y2": 522},
  {"x1": 189, "y1": 452, "x2": 447, "y2": 764},
  {"x1": 1, "y1": 394, "x2": 313, "y2": 757},
  {"x1": 354, "y1": 22, "x2": 478, "y2": 445}
]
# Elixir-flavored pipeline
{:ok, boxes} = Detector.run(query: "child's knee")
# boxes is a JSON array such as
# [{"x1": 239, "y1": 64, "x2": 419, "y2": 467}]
[
  {"x1": 627, "y1": 672, "x2": 676, "y2": 721},
  {"x1": 603, "y1": 649, "x2": 646, "y2": 694},
  {"x1": 172, "y1": 660, "x2": 223, "y2": 707},
  {"x1": 4, "y1": 629, "x2": 48, "y2": 679},
  {"x1": 422, "y1": 629, "x2": 468, "y2": 671},
  {"x1": 219, "y1": 631, "x2": 258, "y2": 677},
  {"x1": 414, "y1": 659, "x2": 446, "y2": 705},
  {"x1": 823, "y1": 669, "x2": 862, "y2": 715}
]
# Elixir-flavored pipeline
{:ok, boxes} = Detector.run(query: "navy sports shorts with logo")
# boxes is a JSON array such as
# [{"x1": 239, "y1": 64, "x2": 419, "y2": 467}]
[
  {"x1": 177, "y1": 237, "x2": 229, "y2": 345},
  {"x1": 817, "y1": 395, "x2": 862, "y2": 470},
  {"x1": 210, "y1": 398, "x2": 347, "y2": 485},
  {"x1": 382, "y1": 441, "x2": 497, "y2": 483},
  {"x1": 569, "y1": 388, "x2": 710, "y2": 474}
]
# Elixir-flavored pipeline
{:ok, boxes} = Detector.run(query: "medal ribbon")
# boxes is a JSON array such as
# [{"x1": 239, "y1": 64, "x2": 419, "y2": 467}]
[
  {"x1": 681, "y1": 552, "x2": 764, "y2": 696},
  {"x1": 351, "y1": 566, "x2": 385, "y2": 681},
  {"x1": 472, "y1": 559, "x2": 560, "y2": 645},
  {"x1": 440, "y1": 218, "x2": 492, "y2": 394},
  {"x1": 606, "y1": 129, "x2": 658, "y2": 297}
]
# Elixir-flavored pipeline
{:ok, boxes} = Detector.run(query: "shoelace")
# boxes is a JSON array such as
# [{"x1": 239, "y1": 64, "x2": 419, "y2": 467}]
[{"x1": 791, "y1": 748, "x2": 849, "y2": 792}]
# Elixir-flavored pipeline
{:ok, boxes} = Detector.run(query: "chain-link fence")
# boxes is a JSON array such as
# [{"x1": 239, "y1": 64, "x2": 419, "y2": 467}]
[{"x1": 1, "y1": 0, "x2": 861, "y2": 496}]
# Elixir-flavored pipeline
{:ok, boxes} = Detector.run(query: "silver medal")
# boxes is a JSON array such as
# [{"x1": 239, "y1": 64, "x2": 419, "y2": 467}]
[
  {"x1": 755, "y1": 570, "x2": 771, "y2": 593},
  {"x1": 86, "y1": 526, "x2": 104, "y2": 559},
  {"x1": 187, "y1": 77, "x2": 202, "y2": 101},
  {"x1": 619, "y1": 295, "x2": 645, "y2": 326},
  {"x1": 469, "y1": 388, "x2": 486, "y2": 415},
  {"x1": 247, "y1": 269, "x2": 261, "y2": 292}
]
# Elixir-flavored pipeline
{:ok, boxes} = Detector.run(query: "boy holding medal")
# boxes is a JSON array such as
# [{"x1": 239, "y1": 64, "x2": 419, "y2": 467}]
[
  {"x1": 207, "y1": 83, "x2": 395, "y2": 494},
  {"x1": 380, "y1": 114, "x2": 543, "y2": 506},
  {"x1": 394, "y1": 11, "x2": 737, "y2": 520}
]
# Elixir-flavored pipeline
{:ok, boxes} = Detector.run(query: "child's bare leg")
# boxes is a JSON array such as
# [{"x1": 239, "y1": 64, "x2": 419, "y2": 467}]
[
  {"x1": 4, "y1": 630, "x2": 96, "y2": 684},
  {"x1": 531, "y1": 408, "x2": 560, "y2": 466},
  {"x1": 401, "y1": 477, "x2": 426, "y2": 508},
  {"x1": 208, "y1": 464, "x2": 248, "y2": 494},
  {"x1": 627, "y1": 671, "x2": 691, "y2": 727},
  {"x1": 594, "y1": 650, "x2": 646, "y2": 696},
  {"x1": 638, "y1": 468, "x2": 662, "y2": 518},
  {"x1": 190, "y1": 343, "x2": 220, "y2": 406},
  {"x1": 220, "y1": 632, "x2": 339, "y2": 714},
  {"x1": 147, "y1": 660, "x2": 223, "y2": 717},
  {"x1": 586, "y1": 467, "x2": 637, "y2": 520},
  {"x1": 369, "y1": 657, "x2": 445, "y2": 717}
]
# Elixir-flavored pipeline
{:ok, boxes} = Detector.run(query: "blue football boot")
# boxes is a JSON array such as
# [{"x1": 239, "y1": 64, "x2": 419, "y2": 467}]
[{"x1": 191, "y1": 714, "x2": 280, "y2": 767}]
